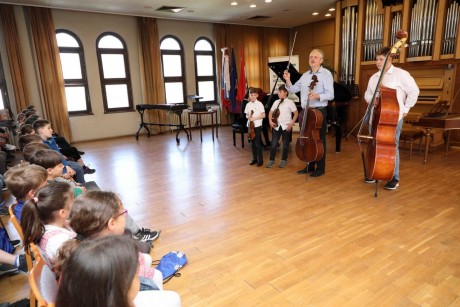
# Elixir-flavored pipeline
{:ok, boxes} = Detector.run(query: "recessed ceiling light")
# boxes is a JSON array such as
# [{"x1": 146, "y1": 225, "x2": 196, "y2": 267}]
[
  {"x1": 231, "y1": 2, "x2": 238, "y2": 5},
  {"x1": 325, "y1": 13, "x2": 331, "y2": 17},
  {"x1": 329, "y1": 8, "x2": 335, "y2": 11},
  {"x1": 265, "y1": 0, "x2": 272, "y2": 2},
  {"x1": 312, "y1": 12, "x2": 319, "y2": 15},
  {"x1": 171, "y1": 8, "x2": 183, "y2": 13},
  {"x1": 250, "y1": 4, "x2": 256, "y2": 8}
]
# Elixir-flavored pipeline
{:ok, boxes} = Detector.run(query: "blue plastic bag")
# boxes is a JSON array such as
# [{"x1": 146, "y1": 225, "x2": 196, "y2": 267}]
[{"x1": 155, "y1": 251, "x2": 188, "y2": 283}]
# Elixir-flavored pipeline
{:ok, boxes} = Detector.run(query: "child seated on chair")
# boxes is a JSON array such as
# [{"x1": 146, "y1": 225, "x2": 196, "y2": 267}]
[
  {"x1": 33, "y1": 119, "x2": 88, "y2": 183},
  {"x1": 27, "y1": 149, "x2": 158, "y2": 247},
  {"x1": 55, "y1": 191, "x2": 163, "y2": 291},
  {"x1": 56, "y1": 236, "x2": 182, "y2": 307},
  {"x1": 21, "y1": 182, "x2": 76, "y2": 265},
  {"x1": 4, "y1": 163, "x2": 48, "y2": 221}
]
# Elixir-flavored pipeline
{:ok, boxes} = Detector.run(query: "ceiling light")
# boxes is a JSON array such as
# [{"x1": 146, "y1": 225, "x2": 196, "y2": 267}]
[
  {"x1": 171, "y1": 8, "x2": 183, "y2": 13},
  {"x1": 312, "y1": 12, "x2": 319, "y2": 15},
  {"x1": 265, "y1": 0, "x2": 272, "y2": 2},
  {"x1": 231, "y1": 2, "x2": 238, "y2": 5},
  {"x1": 329, "y1": 8, "x2": 335, "y2": 11},
  {"x1": 325, "y1": 13, "x2": 331, "y2": 17},
  {"x1": 250, "y1": 4, "x2": 256, "y2": 8}
]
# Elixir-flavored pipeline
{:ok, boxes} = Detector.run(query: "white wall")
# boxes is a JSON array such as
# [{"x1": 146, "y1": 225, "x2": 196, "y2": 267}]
[{"x1": 3, "y1": 7, "x2": 215, "y2": 142}]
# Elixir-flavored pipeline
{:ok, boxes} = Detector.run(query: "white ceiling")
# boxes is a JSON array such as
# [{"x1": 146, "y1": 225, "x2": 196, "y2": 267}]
[{"x1": 0, "y1": 0, "x2": 337, "y2": 28}]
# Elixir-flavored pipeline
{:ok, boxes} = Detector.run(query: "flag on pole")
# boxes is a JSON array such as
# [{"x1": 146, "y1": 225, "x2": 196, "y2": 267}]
[
  {"x1": 229, "y1": 47, "x2": 238, "y2": 113},
  {"x1": 236, "y1": 47, "x2": 247, "y2": 104},
  {"x1": 221, "y1": 47, "x2": 230, "y2": 100}
]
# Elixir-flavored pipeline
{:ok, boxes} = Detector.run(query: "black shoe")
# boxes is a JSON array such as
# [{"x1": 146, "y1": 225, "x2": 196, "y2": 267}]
[
  {"x1": 384, "y1": 177, "x2": 399, "y2": 190},
  {"x1": 310, "y1": 169, "x2": 325, "y2": 177},
  {"x1": 78, "y1": 151, "x2": 85, "y2": 155},
  {"x1": 133, "y1": 228, "x2": 161, "y2": 243},
  {"x1": 10, "y1": 240, "x2": 21, "y2": 249},
  {"x1": 257, "y1": 161, "x2": 263, "y2": 167},
  {"x1": 249, "y1": 160, "x2": 258, "y2": 166},
  {"x1": 83, "y1": 166, "x2": 96, "y2": 174},
  {"x1": 297, "y1": 165, "x2": 315, "y2": 174},
  {"x1": 16, "y1": 254, "x2": 28, "y2": 273}
]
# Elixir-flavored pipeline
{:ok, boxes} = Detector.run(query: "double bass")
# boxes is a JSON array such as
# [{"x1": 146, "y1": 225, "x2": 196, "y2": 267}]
[
  {"x1": 357, "y1": 30, "x2": 408, "y2": 196},
  {"x1": 295, "y1": 75, "x2": 324, "y2": 168}
]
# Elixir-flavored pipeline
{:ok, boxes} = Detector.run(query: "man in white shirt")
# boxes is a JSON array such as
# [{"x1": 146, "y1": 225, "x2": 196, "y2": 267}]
[{"x1": 364, "y1": 47, "x2": 420, "y2": 190}]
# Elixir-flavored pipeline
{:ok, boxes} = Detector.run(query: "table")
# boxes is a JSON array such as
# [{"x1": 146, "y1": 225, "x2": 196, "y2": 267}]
[
  {"x1": 187, "y1": 110, "x2": 218, "y2": 142},
  {"x1": 412, "y1": 114, "x2": 460, "y2": 163}
]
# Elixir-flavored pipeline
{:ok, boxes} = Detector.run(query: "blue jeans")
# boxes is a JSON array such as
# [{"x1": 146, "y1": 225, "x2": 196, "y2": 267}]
[
  {"x1": 269, "y1": 127, "x2": 291, "y2": 161},
  {"x1": 66, "y1": 161, "x2": 85, "y2": 184}
]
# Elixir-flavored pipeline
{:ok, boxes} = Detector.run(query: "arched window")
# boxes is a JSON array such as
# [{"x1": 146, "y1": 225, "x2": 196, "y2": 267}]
[
  {"x1": 56, "y1": 30, "x2": 91, "y2": 115},
  {"x1": 160, "y1": 36, "x2": 186, "y2": 104},
  {"x1": 194, "y1": 38, "x2": 217, "y2": 103},
  {"x1": 96, "y1": 32, "x2": 133, "y2": 113}
]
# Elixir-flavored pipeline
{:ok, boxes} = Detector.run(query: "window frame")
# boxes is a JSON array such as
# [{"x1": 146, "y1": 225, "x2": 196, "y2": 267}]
[
  {"x1": 96, "y1": 32, "x2": 134, "y2": 113},
  {"x1": 56, "y1": 29, "x2": 92, "y2": 116},
  {"x1": 193, "y1": 37, "x2": 217, "y2": 104},
  {"x1": 0, "y1": 52, "x2": 10, "y2": 111},
  {"x1": 160, "y1": 35, "x2": 186, "y2": 104}
]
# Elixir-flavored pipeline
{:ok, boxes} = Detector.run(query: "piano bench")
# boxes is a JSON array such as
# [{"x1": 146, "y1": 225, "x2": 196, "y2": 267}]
[
  {"x1": 400, "y1": 129, "x2": 424, "y2": 160},
  {"x1": 232, "y1": 124, "x2": 247, "y2": 148}
]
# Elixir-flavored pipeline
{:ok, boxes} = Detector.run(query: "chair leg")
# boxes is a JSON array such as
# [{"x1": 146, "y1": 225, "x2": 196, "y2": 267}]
[
  {"x1": 232, "y1": 130, "x2": 236, "y2": 146},
  {"x1": 241, "y1": 132, "x2": 244, "y2": 148}
]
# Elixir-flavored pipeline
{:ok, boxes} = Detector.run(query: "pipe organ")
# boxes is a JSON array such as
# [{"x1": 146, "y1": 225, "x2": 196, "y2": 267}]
[
  {"x1": 340, "y1": 5, "x2": 358, "y2": 85},
  {"x1": 334, "y1": 0, "x2": 460, "y2": 144},
  {"x1": 442, "y1": 1, "x2": 460, "y2": 55},
  {"x1": 408, "y1": 0, "x2": 438, "y2": 58},
  {"x1": 363, "y1": 0, "x2": 383, "y2": 61}
]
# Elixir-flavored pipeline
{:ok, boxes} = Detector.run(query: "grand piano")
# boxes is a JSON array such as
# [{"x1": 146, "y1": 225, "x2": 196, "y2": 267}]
[
  {"x1": 268, "y1": 61, "x2": 354, "y2": 152},
  {"x1": 135, "y1": 103, "x2": 189, "y2": 144}
]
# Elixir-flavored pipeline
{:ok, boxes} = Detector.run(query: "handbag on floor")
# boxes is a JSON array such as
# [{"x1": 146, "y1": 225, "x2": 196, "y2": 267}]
[{"x1": 153, "y1": 251, "x2": 188, "y2": 283}]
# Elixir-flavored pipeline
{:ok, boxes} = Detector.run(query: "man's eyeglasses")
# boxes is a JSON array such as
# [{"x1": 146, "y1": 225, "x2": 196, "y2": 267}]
[{"x1": 115, "y1": 208, "x2": 128, "y2": 218}]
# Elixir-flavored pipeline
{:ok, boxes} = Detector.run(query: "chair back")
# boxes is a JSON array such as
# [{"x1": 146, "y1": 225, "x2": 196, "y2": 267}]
[
  {"x1": 9, "y1": 203, "x2": 36, "y2": 306},
  {"x1": 29, "y1": 256, "x2": 58, "y2": 307}
]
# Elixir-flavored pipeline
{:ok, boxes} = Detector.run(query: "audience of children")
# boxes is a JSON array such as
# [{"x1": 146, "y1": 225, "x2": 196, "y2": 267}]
[
  {"x1": 55, "y1": 236, "x2": 181, "y2": 307},
  {"x1": 54, "y1": 191, "x2": 163, "y2": 291},
  {"x1": 1, "y1": 107, "x2": 179, "y2": 305}
]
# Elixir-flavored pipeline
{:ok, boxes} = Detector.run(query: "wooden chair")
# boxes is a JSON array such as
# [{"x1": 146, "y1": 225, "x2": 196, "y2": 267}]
[
  {"x1": 29, "y1": 255, "x2": 58, "y2": 307},
  {"x1": 8, "y1": 203, "x2": 36, "y2": 306}
]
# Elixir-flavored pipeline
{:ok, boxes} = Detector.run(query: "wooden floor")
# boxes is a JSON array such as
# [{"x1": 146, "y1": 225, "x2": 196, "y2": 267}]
[{"x1": 1, "y1": 126, "x2": 460, "y2": 306}]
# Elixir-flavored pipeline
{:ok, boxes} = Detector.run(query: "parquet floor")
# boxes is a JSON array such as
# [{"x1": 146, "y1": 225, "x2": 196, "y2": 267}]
[{"x1": 1, "y1": 126, "x2": 460, "y2": 306}]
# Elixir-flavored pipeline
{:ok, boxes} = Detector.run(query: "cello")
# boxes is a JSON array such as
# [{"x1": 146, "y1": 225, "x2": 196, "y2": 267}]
[
  {"x1": 357, "y1": 30, "x2": 408, "y2": 196},
  {"x1": 295, "y1": 75, "x2": 324, "y2": 173}
]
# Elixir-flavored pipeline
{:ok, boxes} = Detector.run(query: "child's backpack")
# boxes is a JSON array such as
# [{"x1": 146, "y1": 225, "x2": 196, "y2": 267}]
[{"x1": 154, "y1": 251, "x2": 188, "y2": 283}]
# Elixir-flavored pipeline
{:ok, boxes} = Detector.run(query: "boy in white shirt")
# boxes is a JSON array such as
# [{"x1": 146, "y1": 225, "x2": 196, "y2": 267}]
[
  {"x1": 266, "y1": 84, "x2": 299, "y2": 168},
  {"x1": 244, "y1": 87, "x2": 266, "y2": 167}
]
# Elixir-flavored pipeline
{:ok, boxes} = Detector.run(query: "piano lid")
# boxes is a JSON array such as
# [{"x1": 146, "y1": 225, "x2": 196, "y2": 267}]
[{"x1": 268, "y1": 61, "x2": 353, "y2": 103}]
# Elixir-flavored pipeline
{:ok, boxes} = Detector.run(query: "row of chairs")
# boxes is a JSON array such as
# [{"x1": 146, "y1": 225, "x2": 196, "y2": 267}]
[{"x1": 8, "y1": 204, "x2": 58, "y2": 307}]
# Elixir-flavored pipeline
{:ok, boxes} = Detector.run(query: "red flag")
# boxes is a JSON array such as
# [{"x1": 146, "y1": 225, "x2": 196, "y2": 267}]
[{"x1": 236, "y1": 47, "x2": 247, "y2": 103}]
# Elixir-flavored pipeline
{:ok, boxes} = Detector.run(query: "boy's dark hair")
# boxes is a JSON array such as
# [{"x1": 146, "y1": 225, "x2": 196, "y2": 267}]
[
  {"x1": 4, "y1": 163, "x2": 47, "y2": 200},
  {"x1": 19, "y1": 124, "x2": 34, "y2": 135},
  {"x1": 18, "y1": 134, "x2": 43, "y2": 150},
  {"x1": 278, "y1": 84, "x2": 288, "y2": 93},
  {"x1": 22, "y1": 143, "x2": 50, "y2": 162},
  {"x1": 25, "y1": 114, "x2": 40, "y2": 126},
  {"x1": 55, "y1": 236, "x2": 138, "y2": 307},
  {"x1": 32, "y1": 119, "x2": 50, "y2": 134},
  {"x1": 376, "y1": 47, "x2": 391, "y2": 57},
  {"x1": 29, "y1": 149, "x2": 62, "y2": 169},
  {"x1": 249, "y1": 87, "x2": 258, "y2": 94}
]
